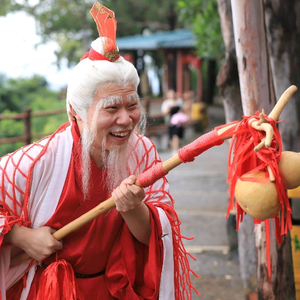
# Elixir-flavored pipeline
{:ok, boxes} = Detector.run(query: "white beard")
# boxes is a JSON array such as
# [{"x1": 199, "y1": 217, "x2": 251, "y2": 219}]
[
  {"x1": 80, "y1": 126, "x2": 136, "y2": 199},
  {"x1": 101, "y1": 133, "x2": 136, "y2": 194},
  {"x1": 80, "y1": 125, "x2": 96, "y2": 199}
]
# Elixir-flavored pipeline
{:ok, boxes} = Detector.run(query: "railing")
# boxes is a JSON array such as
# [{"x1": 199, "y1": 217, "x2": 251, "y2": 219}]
[
  {"x1": 0, "y1": 98, "x2": 196, "y2": 147},
  {"x1": 0, "y1": 108, "x2": 66, "y2": 145}
]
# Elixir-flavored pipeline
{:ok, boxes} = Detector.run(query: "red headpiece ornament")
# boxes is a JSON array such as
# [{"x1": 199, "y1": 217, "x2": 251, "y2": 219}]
[{"x1": 81, "y1": 2, "x2": 120, "y2": 62}]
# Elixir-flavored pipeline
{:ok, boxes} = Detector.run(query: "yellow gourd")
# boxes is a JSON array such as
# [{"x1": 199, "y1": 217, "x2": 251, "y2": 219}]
[
  {"x1": 278, "y1": 151, "x2": 300, "y2": 189},
  {"x1": 235, "y1": 151, "x2": 300, "y2": 219},
  {"x1": 235, "y1": 172, "x2": 280, "y2": 219}
]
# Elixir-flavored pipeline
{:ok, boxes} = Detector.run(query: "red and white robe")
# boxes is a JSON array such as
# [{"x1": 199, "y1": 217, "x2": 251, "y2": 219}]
[{"x1": 0, "y1": 122, "x2": 196, "y2": 300}]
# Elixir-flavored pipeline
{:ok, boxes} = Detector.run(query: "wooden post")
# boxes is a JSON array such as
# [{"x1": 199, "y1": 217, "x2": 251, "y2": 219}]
[{"x1": 23, "y1": 108, "x2": 32, "y2": 145}]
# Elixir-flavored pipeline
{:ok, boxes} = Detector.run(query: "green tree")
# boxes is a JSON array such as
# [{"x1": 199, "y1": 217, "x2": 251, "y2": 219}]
[
  {"x1": 0, "y1": 0, "x2": 22, "y2": 16},
  {"x1": 177, "y1": 0, "x2": 224, "y2": 104},
  {"x1": 0, "y1": 113, "x2": 23, "y2": 156},
  {"x1": 0, "y1": 75, "x2": 49, "y2": 113},
  {"x1": 177, "y1": 0, "x2": 224, "y2": 59},
  {"x1": 0, "y1": 75, "x2": 68, "y2": 156}
]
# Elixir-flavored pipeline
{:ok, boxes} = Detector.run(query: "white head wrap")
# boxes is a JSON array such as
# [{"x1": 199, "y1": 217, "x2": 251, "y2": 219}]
[{"x1": 66, "y1": 37, "x2": 140, "y2": 122}]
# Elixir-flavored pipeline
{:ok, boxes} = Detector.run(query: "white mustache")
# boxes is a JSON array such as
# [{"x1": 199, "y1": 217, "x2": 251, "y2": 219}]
[{"x1": 109, "y1": 125, "x2": 133, "y2": 133}]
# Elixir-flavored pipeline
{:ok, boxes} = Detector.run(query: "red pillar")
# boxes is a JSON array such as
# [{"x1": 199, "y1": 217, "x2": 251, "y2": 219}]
[
  {"x1": 163, "y1": 50, "x2": 169, "y2": 95},
  {"x1": 196, "y1": 59, "x2": 203, "y2": 102},
  {"x1": 184, "y1": 64, "x2": 190, "y2": 93},
  {"x1": 176, "y1": 50, "x2": 183, "y2": 98}
]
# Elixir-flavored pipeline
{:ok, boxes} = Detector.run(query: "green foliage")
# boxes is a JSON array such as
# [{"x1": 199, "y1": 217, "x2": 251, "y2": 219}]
[
  {"x1": 30, "y1": 95, "x2": 68, "y2": 135},
  {"x1": 0, "y1": 111, "x2": 23, "y2": 156},
  {"x1": 0, "y1": 75, "x2": 68, "y2": 156},
  {"x1": 0, "y1": 0, "x2": 22, "y2": 16},
  {"x1": 177, "y1": 0, "x2": 224, "y2": 59},
  {"x1": 0, "y1": 75, "x2": 49, "y2": 112}
]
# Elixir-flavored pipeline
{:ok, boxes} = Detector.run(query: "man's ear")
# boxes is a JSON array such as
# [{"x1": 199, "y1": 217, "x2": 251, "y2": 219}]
[
  {"x1": 69, "y1": 104, "x2": 83, "y2": 122},
  {"x1": 68, "y1": 104, "x2": 85, "y2": 135}
]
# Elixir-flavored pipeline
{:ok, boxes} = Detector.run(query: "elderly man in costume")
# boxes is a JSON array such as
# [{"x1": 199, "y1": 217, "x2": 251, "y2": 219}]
[
  {"x1": 0, "y1": 3, "x2": 200, "y2": 300},
  {"x1": 0, "y1": 2, "x2": 292, "y2": 300}
]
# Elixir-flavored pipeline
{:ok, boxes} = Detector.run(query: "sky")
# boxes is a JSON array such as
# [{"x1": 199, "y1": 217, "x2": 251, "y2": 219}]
[{"x1": 0, "y1": 11, "x2": 73, "y2": 91}]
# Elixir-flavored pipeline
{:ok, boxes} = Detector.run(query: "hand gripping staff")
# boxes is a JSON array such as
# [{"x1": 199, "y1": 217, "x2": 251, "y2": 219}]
[{"x1": 9, "y1": 85, "x2": 297, "y2": 268}]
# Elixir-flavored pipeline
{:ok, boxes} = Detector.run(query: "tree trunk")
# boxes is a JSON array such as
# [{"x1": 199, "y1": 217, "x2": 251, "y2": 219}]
[
  {"x1": 231, "y1": 0, "x2": 275, "y2": 115},
  {"x1": 229, "y1": 1, "x2": 295, "y2": 299},
  {"x1": 217, "y1": 0, "x2": 243, "y2": 122},
  {"x1": 263, "y1": 0, "x2": 300, "y2": 151},
  {"x1": 206, "y1": 59, "x2": 217, "y2": 105},
  {"x1": 263, "y1": 1, "x2": 300, "y2": 298},
  {"x1": 217, "y1": 0, "x2": 257, "y2": 294}
]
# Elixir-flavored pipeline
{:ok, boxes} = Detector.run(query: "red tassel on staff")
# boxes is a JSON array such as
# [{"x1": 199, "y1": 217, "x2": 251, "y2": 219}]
[
  {"x1": 227, "y1": 112, "x2": 292, "y2": 238},
  {"x1": 36, "y1": 259, "x2": 77, "y2": 300},
  {"x1": 226, "y1": 112, "x2": 292, "y2": 277}
]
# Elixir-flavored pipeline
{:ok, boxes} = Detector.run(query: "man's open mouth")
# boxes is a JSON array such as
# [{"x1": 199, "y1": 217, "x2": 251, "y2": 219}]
[{"x1": 110, "y1": 131, "x2": 129, "y2": 138}]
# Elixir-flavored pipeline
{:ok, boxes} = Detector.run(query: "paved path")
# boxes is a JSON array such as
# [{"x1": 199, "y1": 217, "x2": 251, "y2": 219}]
[{"x1": 156, "y1": 106, "x2": 248, "y2": 300}]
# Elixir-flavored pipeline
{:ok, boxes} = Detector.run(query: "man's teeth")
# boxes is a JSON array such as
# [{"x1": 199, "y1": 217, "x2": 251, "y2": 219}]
[{"x1": 111, "y1": 132, "x2": 128, "y2": 137}]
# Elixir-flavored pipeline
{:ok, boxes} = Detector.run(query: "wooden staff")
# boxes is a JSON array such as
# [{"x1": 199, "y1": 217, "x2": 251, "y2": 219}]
[{"x1": 9, "y1": 85, "x2": 297, "y2": 267}]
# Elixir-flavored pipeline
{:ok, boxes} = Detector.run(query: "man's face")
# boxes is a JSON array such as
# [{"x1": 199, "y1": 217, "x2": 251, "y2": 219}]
[{"x1": 86, "y1": 83, "x2": 141, "y2": 151}]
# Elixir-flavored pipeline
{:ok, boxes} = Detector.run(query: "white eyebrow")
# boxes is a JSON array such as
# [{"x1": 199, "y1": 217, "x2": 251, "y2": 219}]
[
  {"x1": 96, "y1": 96, "x2": 123, "y2": 109},
  {"x1": 127, "y1": 93, "x2": 140, "y2": 103},
  {"x1": 94, "y1": 93, "x2": 140, "y2": 111}
]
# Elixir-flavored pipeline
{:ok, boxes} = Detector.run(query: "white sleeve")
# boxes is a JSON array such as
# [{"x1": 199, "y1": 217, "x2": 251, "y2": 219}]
[
  {"x1": 157, "y1": 207, "x2": 175, "y2": 300},
  {"x1": 0, "y1": 126, "x2": 73, "y2": 299},
  {"x1": 0, "y1": 147, "x2": 39, "y2": 299},
  {"x1": 129, "y1": 134, "x2": 175, "y2": 299}
]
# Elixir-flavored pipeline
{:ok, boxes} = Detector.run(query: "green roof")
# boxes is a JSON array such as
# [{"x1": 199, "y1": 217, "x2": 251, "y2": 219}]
[{"x1": 116, "y1": 29, "x2": 196, "y2": 51}]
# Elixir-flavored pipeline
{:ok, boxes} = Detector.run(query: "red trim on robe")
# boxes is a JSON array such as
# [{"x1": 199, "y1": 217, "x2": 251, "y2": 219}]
[{"x1": 7, "y1": 122, "x2": 164, "y2": 300}]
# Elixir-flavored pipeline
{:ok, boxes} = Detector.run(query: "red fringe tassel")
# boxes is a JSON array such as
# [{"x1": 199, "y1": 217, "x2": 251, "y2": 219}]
[
  {"x1": 225, "y1": 112, "x2": 292, "y2": 277},
  {"x1": 37, "y1": 259, "x2": 77, "y2": 300}
]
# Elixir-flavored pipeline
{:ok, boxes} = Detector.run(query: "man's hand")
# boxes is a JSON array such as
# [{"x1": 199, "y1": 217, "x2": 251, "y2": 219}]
[
  {"x1": 112, "y1": 175, "x2": 150, "y2": 245},
  {"x1": 6, "y1": 225, "x2": 63, "y2": 262},
  {"x1": 112, "y1": 175, "x2": 145, "y2": 212}
]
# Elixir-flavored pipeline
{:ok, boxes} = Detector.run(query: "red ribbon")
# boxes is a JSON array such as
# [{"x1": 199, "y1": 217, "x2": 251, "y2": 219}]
[{"x1": 80, "y1": 48, "x2": 120, "y2": 62}]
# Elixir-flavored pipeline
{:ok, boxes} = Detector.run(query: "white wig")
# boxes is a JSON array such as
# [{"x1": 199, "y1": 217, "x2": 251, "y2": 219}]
[{"x1": 66, "y1": 37, "x2": 140, "y2": 122}]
